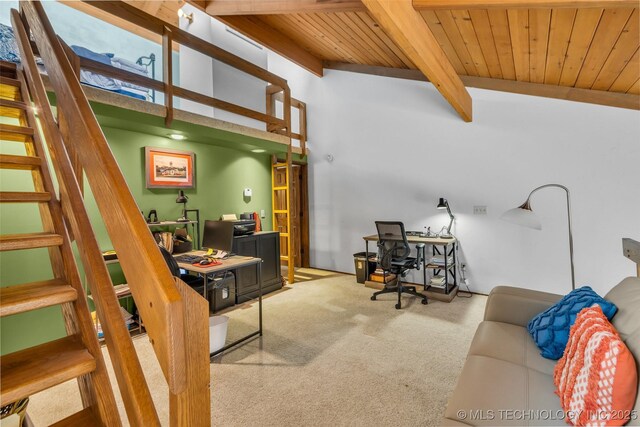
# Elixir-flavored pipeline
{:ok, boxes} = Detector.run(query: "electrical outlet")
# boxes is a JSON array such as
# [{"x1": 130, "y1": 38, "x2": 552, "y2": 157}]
[
  {"x1": 260, "y1": 209, "x2": 265, "y2": 218},
  {"x1": 473, "y1": 205, "x2": 487, "y2": 215}
]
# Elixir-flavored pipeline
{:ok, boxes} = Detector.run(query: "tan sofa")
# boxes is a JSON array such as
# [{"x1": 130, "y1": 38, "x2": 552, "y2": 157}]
[{"x1": 443, "y1": 277, "x2": 640, "y2": 426}]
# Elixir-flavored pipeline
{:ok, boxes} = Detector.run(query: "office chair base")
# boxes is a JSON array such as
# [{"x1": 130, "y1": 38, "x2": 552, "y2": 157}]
[{"x1": 371, "y1": 284, "x2": 428, "y2": 309}]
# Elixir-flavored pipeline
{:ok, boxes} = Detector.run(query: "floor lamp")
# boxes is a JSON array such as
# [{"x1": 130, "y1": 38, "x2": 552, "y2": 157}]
[{"x1": 501, "y1": 184, "x2": 575, "y2": 291}]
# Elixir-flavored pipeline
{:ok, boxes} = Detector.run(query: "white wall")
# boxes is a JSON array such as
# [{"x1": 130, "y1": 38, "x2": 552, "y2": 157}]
[
  {"x1": 179, "y1": 7, "x2": 267, "y2": 128},
  {"x1": 179, "y1": 4, "x2": 214, "y2": 117},
  {"x1": 268, "y1": 54, "x2": 640, "y2": 296},
  {"x1": 210, "y1": 21, "x2": 267, "y2": 129}
]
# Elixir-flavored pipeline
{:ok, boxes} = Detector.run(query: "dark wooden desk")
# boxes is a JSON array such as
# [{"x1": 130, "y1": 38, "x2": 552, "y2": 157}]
[{"x1": 176, "y1": 251, "x2": 263, "y2": 357}]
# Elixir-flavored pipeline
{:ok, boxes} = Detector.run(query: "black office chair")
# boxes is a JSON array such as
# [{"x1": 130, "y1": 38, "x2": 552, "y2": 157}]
[
  {"x1": 158, "y1": 246, "x2": 205, "y2": 291},
  {"x1": 371, "y1": 221, "x2": 428, "y2": 309}
]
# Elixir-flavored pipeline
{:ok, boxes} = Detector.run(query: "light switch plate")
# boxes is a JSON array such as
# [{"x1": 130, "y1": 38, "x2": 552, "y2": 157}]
[
  {"x1": 260, "y1": 209, "x2": 265, "y2": 218},
  {"x1": 473, "y1": 206, "x2": 487, "y2": 215}
]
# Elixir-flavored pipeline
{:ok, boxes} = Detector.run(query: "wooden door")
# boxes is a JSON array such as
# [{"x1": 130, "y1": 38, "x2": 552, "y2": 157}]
[{"x1": 272, "y1": 163, "x2": 309, "y2": 268}]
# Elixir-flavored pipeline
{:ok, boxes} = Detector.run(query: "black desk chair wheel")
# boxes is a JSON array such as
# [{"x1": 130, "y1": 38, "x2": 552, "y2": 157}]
[{"x1": 371, "y1": 221, "x2": 428, "y2": 309}]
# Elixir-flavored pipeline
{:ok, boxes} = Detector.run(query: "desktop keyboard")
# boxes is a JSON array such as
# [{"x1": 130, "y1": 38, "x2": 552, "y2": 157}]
[{"x1": 174, "y1": 255, "x2": 205, "y2": 263}]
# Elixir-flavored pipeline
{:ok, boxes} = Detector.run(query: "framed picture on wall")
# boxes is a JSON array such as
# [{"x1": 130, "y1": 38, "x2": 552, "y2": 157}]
[{"x1": 145, "y1": 147, "x2": 195, "y2": 189}]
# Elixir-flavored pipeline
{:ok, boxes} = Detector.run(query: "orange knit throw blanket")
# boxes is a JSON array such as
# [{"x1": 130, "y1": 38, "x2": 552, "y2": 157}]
[{"x1": 554, "y1": 305, "x2": 637, "y2": 426}]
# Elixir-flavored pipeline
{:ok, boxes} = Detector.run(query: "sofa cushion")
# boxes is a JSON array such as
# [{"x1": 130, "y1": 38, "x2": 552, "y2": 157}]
[
  {"x1": 605, "y1": 277, "x2": 640, "y2": 340},
  {"x1": 468, "y1": 321, "x2": 557, "y2": 376},
  {"x1": 484, "y1": 286, "x2": 562, "y2": 328},
  {"x1": 444, "y1": 355, "x2": 564, "y2": 426},
  {"x1": 604, "y1": 277, "x2": 640, "y2": 416},
  {"x1": 527, "y1": 286, "x2": 618, "y2": 360}
]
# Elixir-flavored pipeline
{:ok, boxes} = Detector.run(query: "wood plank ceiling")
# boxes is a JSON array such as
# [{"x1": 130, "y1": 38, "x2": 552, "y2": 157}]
[
  {"x1": 189, "y1": 0, "x2": 639, "y2": 118},
  {"x1": 254, "y1": 7, "x2": 639, "y2": 95}
]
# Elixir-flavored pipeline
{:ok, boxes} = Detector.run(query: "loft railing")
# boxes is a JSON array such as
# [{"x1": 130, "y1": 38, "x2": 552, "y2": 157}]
[
  {"x1": 267, "y1": 85, "x2": 307, "y2": 155},
  {"x1": 67, "y1": 0, "x2": 298, "y2": 138},
  {"x1": 13, "y1": 2, "x2": 210, "y2": 425}
]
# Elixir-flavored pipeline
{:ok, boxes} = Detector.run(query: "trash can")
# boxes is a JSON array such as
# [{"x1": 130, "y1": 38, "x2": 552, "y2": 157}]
[
  {"x1": 209, "y1": 315, "x2": 229, "y2": 353},
  {"x1": 353, "y1": 252, "x2": 377, "y2": 284}
]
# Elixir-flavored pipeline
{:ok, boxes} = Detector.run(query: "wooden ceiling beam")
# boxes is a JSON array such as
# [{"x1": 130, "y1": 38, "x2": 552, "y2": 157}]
[
  {"x1": 60, "y1": 1, "x2": 180, "y2": 49},
  {"x1": 215, "y1": 15, "x2": 324, "y2": 77},
  {"x1": 204, "y1": 0, "x2": 366, "y2": 15},
  {"x1": 361, "y1": 0, "x2": 472, "y2": 121},
  {"x1": 413, "y1": 0, "x2": 638, "y2": 9},
  {"x1": 324, "y1": 61, "x2": 640, "y2": 110}
]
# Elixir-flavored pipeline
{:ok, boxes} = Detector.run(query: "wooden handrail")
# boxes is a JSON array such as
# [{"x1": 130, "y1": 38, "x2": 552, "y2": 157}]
[
  {"x1": 17, "y1": 2, "x2": 211, "y2": 425},
  {"x1": 79, "y1": 0, "x2": 293, "y2": 132},
  {"x1": 74, "y1": 54, "x2": 290, "y2": 128},
  {"x1": 11, "y1": 9, "x2": 159, "y2": 425},
  {"x1": 80, "y1": 1, "x2": 288, "y2": 88},
  {"x1": 267, "y1": 87, "x2": 307, "y2": 155}
]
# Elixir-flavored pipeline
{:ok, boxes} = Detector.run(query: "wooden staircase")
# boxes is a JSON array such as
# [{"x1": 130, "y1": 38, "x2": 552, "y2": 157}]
[
  {"x1": 0, "y1": 61, "x2": 119, "y2": 426},
  {"x1": 0, "y1": 2, "x2": 211, "y2": 425}
]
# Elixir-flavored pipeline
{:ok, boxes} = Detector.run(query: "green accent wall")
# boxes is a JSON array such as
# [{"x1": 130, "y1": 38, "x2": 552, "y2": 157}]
[{"x1": 0, "y1": 122, "x2": 274, "y2": 355}]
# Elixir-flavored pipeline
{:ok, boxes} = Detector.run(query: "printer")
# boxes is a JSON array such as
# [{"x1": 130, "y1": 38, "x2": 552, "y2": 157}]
[
  {"x1": 221, "y1": 214, "x2": 256, "y2": 236},
  {"x1": 232, "y1": 220, "x2": 255, "y2": 236}
]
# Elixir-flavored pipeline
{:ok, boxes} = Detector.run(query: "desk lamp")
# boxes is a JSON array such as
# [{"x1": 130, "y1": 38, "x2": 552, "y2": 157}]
[
  {"x1": 501, "y1": 184, "x2": 575, "y2": 290},
  {"x1": 436, "y1": 198, "x2": 455, "y2": 239},
  {"x1": 176, "y1": 190, "x2": 189, "y2": 222}
]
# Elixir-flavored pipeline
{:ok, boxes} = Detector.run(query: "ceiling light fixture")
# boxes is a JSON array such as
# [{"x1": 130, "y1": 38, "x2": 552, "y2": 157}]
[
  {"x1": 251, "y1": 149, "x2": 266, "y2": 153},
  {"x1": 169, "y1": 133, "x2": 186, "y2": 141}
]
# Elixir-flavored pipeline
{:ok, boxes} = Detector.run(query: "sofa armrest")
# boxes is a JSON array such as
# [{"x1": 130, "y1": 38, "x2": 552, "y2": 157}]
[{"x1": 484, "y1": 286, "x2": 563, "y2": 327}]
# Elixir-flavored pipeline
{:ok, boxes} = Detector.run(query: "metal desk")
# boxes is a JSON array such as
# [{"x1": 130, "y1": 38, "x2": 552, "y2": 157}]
[
  {"x1": 176, "y1": 251, "x2": 263, "y2": 357},
  {"x1": 362, "y1": 234, "x2": 458, "y2": 295}
]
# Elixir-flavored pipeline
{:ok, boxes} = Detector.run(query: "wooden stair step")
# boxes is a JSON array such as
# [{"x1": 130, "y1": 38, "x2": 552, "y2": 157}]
[
  {"x1": 0, "y1": 100, "x2": 28, "y2": 119},
  {"x1": 0, "y1": 279, "x2": 77, "y2": 317},
  {"x1": 0, "y1": 335, "x2": 96, "y2": 405},
  {"x1": 0, "y1": 191, "x2": 51, "y2": 203},
  {"x1": 0, "y1": 154, "x2": 41, "y2": 170},
  {"x1": 0, "y1": 77, "x2": 20, "y2": 101},
  {"x1": 0, "y1": 124, "x2": 34, "y2": 143},
  {"x1": 0, "y1": 232, "x2": 63, "y2": 251},
  {"x1": 51, "y1": 408, "x2": 101, "y2": 427}
]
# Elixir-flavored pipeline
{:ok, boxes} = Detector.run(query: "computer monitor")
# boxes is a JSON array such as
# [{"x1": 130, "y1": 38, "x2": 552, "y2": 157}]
[{"x1": 202, "y1": 220, "x2": 234, "y2": 252}]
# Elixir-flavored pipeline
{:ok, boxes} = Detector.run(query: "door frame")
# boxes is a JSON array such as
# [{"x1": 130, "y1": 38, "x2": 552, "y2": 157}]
[
  {"x1": 273, "y1": 157, "x2": 310, "y2": 268},
  {"x1": 294, "y1": 162, "x2": 310, "y2": 268}
]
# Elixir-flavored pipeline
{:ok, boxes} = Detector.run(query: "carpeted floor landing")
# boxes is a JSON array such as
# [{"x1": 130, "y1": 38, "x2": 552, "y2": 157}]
[{"x1": 27, "y1": 270, "x2": 486, "y2": 426}]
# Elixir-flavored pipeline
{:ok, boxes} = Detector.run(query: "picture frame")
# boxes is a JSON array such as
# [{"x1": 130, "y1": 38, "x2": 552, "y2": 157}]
[{"x1": 145, "y1": 147, "x2": 195, "y2": 189}]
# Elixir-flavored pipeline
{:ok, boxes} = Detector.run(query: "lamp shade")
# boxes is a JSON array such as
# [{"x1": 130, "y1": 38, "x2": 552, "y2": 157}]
[
  {"x1": 176, "y1": 190, "x2": 188, "y2": 204},
  {"x1": 501, "y1": 207, "x2": 542, "y2": 230},
  {"x1": 437, "y1": 198, "x2": 448, "y2": 209}
]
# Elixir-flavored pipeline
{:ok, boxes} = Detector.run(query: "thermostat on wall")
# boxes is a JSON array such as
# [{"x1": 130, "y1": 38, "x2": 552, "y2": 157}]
[{"x1": 243, "y1": 188, "x2": 252, "y2": 197}]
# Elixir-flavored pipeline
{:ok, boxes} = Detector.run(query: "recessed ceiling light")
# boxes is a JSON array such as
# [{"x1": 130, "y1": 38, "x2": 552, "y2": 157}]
[
  {"x1": 169, "y1": 134, "x2": 186, "y2": 140},
  {"x1": 251, "y1": 149, "x2": 266, "y2": 153}
]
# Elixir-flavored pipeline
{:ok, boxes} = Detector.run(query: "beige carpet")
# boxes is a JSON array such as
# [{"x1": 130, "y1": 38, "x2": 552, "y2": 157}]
[{"x1": 27, "y1": 270, "x2": 486, "y2": 426}]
